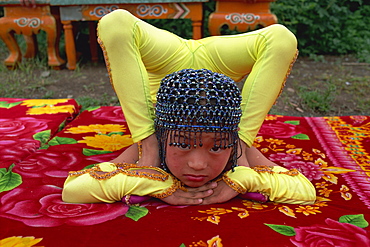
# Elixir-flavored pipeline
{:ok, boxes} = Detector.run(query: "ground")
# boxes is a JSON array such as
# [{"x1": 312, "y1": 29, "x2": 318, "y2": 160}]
[{"x1": 1, "y1": 54, "x2": 369, "y2": 116}]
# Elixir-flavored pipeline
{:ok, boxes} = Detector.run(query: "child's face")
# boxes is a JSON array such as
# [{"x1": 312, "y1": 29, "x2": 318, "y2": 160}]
[{"x1": 165, "y1": 132, "x2": 232, "y2": 187}]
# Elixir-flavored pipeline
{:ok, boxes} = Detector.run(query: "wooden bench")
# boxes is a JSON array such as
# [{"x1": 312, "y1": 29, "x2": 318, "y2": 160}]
[
  {"x1": 0, "y1": 0, "x2": 207, "y2": 70},
  {"x1": 208, "y1": 0, "x2": 277, "y2": 35},
  {"x1": 0, "y1": 1, "x2": 65, "y2": 69},
  {"x1": 53, "y1": 0, "x2": 208, "y2": 70},
  {"x1": 0, "y1": 0, "x2": 277, "y2": 70}
]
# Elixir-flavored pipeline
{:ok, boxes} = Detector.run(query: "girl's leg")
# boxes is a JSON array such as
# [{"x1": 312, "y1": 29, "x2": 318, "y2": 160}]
[
  {"x1": 98, "y1": 9, "x2": 190, "y2": 143},
  {"x1": 98, "y1": 10, "x2": 193, "y2": 167},
  {"x1": 201, "y1": 24, "x2": 298, "y2": 147}
]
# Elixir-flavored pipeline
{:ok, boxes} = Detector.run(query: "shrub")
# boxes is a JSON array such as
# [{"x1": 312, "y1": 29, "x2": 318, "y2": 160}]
[{"x1": 271, "y1": 0, "x2": 370, "y2": 62}]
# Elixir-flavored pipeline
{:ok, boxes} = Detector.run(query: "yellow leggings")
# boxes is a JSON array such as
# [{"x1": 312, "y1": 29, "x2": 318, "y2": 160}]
[{"x1": 97, "y1": 9, "x2": 297, "y2": 147}]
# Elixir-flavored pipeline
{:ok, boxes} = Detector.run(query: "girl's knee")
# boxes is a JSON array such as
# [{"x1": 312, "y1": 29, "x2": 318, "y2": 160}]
[
  {"x1": 98, "y1": 9, "x2": 138, "y2": 42},
  {"x1": 265, "y1": 24, "x2": 297, "y2": 54},
  {"x1": 99, "y1": 9, "x2": 137, "y2": 32},
  {"x1": 101, "y1": 9, "x2": 134, "y2": 24}
]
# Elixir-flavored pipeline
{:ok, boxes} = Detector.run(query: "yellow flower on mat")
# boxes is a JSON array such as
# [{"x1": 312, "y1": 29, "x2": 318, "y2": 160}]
[
  {"x1": 339, "y1": 185, "x2": 352, "y2": 201},
  {"x1": 314, "y1": 201, "x2": 328, "y2": 207},
  {"x1": 312, "y1": 148, "x2": 326, "y2": 158},
  {"x1": 0, "y1": 236, "x2": 43, "y2": 247},
  {"x1": 318, "y1": 187, "x2": 333, "y2": 197},
  {"x1": 207, "y1": 235, "x2": 223, "y2": 247},
  {"x1": 66, "y1": 124, "x2": 126, "y2": 134},
  {"x1": 22, "y1": 99, "x2": 69, "y2": 107},
  {"x1": 206, "y1": 215, "x2": 221, "y2": 225},
  {"x1": 285, "y1": 144, "x2": 296, "y2": 149},
  {"x1": 315, "y1": 196, "x2": 331, "y2": 203},
  {"x1": 254, "y1": 136, "x2": 264, "y2": 143},
  {"x1": 296, "y1": 205, "x2": 321, "y2": 216},
  {"x1": 322, "y1": 173, "x2": 338, "y2": 184},
  {"x1": 265, "y1": 138, "x2": 285, "y2": 145},
  {"x1": 198, "y1": 208, "x2": 232, "y2": 216},
  {"x1": 278, "y1": 205, "x2": 296, "y2": 218},
  {"x1": 242, "y1": 200, "x2": 268, "y2": 210},
  {"x1": 315, "y1": 181, "x2": 328, "y2": 189},
  {"x1": 315, "y1": 158, "x2": 328, "y2": 167},
  {"x1": 231, "y1": 207, "x2": 249, "y2": 219},
  {"x1": 27, "y1": 105, "x2": 76, "y2": 115},
  {"x1": 265, "y1": 115, "x2": 282, "y2": 120},
  {"x1": 286, "y1": 148, "x2": 302, "y2": 155},
  {"x1": 78, "y1": 134, "x2": 133, "y2": 151}
]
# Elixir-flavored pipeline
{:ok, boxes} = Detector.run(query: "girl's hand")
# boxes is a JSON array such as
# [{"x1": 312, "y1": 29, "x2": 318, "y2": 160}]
[
  {"x1": 201, "y1": 181, "x2": 238, "y2": 205},
  {"x1": 160, "y1": 182, "x2": 217, "y2": 205},
  {"x1": 20, "y1": 0, "x2": 36, "y2": 7}
]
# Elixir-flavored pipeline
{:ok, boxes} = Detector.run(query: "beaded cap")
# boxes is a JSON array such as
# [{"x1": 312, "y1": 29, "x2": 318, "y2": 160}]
[{"x1": 155, "y1": 68, "x2": 242, "y2": 170}]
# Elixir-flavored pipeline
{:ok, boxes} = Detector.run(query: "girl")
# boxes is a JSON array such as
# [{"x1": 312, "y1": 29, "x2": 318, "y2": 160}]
[{"x1": 62, "y1": 69, "x2": 316, "y2": 205}]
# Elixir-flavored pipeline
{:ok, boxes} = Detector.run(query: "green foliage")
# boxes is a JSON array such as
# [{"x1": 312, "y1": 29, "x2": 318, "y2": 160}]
[{"x1": 271, "y1": 0, "x2": 370, "y2": 62}]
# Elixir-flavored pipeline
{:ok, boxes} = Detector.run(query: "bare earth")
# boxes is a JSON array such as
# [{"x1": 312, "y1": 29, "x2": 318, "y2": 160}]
[{"x1": 3, "y1": 54, "x2": 370, "y2": 117}]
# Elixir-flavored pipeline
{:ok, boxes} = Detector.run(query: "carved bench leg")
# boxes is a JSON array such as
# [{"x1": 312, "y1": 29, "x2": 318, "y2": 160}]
[
  {"x1": 62, "y1": 20, "x2": 77, "y2": 70},
  {"x1": 23, "y1": 34, "x2": 38, "y2": 58},
  {"x1": 42, "y1": 16, "x2": 65, "y2": 69},
  {"x1": 0, "y1": 27, "x2": 22, "y2": 69},
  {"x1": 192, "y1": 20, "x2": 202, "y2": 40},
  {"x1": 89, "y1": 21, "x2": 99, "y2": 64}
]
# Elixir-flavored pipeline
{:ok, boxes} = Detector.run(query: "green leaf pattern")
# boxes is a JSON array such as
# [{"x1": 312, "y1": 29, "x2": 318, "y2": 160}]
[
  {"x1": 0, "y1": 164, "x2": 22, "y2": 193},
  {"x1": 125, "y1": 206, "x2": 149, "y2": 221}
]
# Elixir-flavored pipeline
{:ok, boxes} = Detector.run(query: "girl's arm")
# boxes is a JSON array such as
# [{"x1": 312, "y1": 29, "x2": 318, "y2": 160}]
[
  {"x1": 62, "y1": 163, "x2": 179, "y2": 203},
  {"x1": 238, "y1": 140, "x2": 278, "y2": 167},
  {"x1": 223, "y1": 166, "x2": 316, "y2": 205}
]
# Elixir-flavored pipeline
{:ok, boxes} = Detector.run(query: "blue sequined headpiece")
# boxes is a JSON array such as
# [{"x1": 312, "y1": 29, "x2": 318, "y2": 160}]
[{"x1": 155, "y1": 68, "x2": 242, "y2": 169}]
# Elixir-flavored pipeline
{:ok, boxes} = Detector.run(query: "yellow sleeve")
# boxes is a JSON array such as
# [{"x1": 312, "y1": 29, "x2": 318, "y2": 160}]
[
  {"x1": 62, "y1": 162, "x2": 182, "y2": 203},
  {"x1": 223, "y1": 166, "x2": 316, "y2": 205}
]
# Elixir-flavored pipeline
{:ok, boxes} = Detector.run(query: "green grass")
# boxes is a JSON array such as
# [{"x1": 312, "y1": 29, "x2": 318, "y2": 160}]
[
  {"x1": 76, "y1": 94, "x2": 119, "y2": 112},
  {"x1": 298, "y1": 81, "x2": 337, "y2": 113}
]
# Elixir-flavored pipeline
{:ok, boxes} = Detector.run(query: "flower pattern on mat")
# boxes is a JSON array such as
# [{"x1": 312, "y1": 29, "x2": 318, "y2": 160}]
[
  {"x1": 0, "y1": 139, "x2": 39, "y2": 166},
  {"x1": 26, "y1": 105, "x2": 76, "y2": 115},
  {"x1": 85, "y1": 107, "x2": 125, "y2": 122},
  {"x1": 0, "y1": 108, "x2": 134, "y2": 227},
  {"x1": 266, "y1": 214, "x2": 370, "y2": 247},
  {"x1": 0, "y1": 185, "x2": 129, "y2": 227},
  {"x1": 187, "y1": 235, "x2": 223, "y2": 247},
  {"x1": 66, "y1": 124, "x2": 127, "y2": 134},
  {"x1": 65, "y1": 124, "x2": 133, "y2": 152},
  {"x1": 21, "y1": 99, "x2": 70, "y2": 107},
  {"x1": 21, "y1": 99, "x2": 77, "y2": 115},
  {"x1": 0, "y1": 236, "x2": 43, "y2": 247},
  {"x1": 78, "y1": 134, "x2": 133, "y2": 151},
  {"x1": 258, "y1": 121, "x2": 306, "y2": 138},
  {"x1": 0, "y1": 118, "x2": 50, "y2": 138},
  {"x1": 13, "y1": 146, "x2": 85, "y2": 180}
]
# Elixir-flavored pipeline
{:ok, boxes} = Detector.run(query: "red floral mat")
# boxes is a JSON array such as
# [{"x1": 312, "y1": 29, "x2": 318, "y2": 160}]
[
  {"x1": 0, "y1": 98, "x2": 80, "y2": 168},
  {"x1": 0, "y1": 104, "x2": 369, "y2": 247}
]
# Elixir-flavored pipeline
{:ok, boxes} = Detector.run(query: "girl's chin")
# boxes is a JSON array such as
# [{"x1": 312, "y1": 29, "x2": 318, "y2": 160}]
[{"x1": 181, "y1": 178, "x2": 210, "y2": 188}]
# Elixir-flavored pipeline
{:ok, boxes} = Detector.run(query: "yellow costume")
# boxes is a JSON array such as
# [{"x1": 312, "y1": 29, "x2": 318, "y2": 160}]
[
  {"x1": 97, "y1": 9, "x2": 298, "y2": 147},
  {"x1": 224, "y1": 166, "x2": 316, "y2": 204},
  {"x1": 62, "y1": 163, "x2": 316, "y2": 205},
  {"x1": 63, "y1": 15, "x2": 314, "y2": 206},
  {"x1": 62, "y1": 162, "x2": 182, "y2": 203}
]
